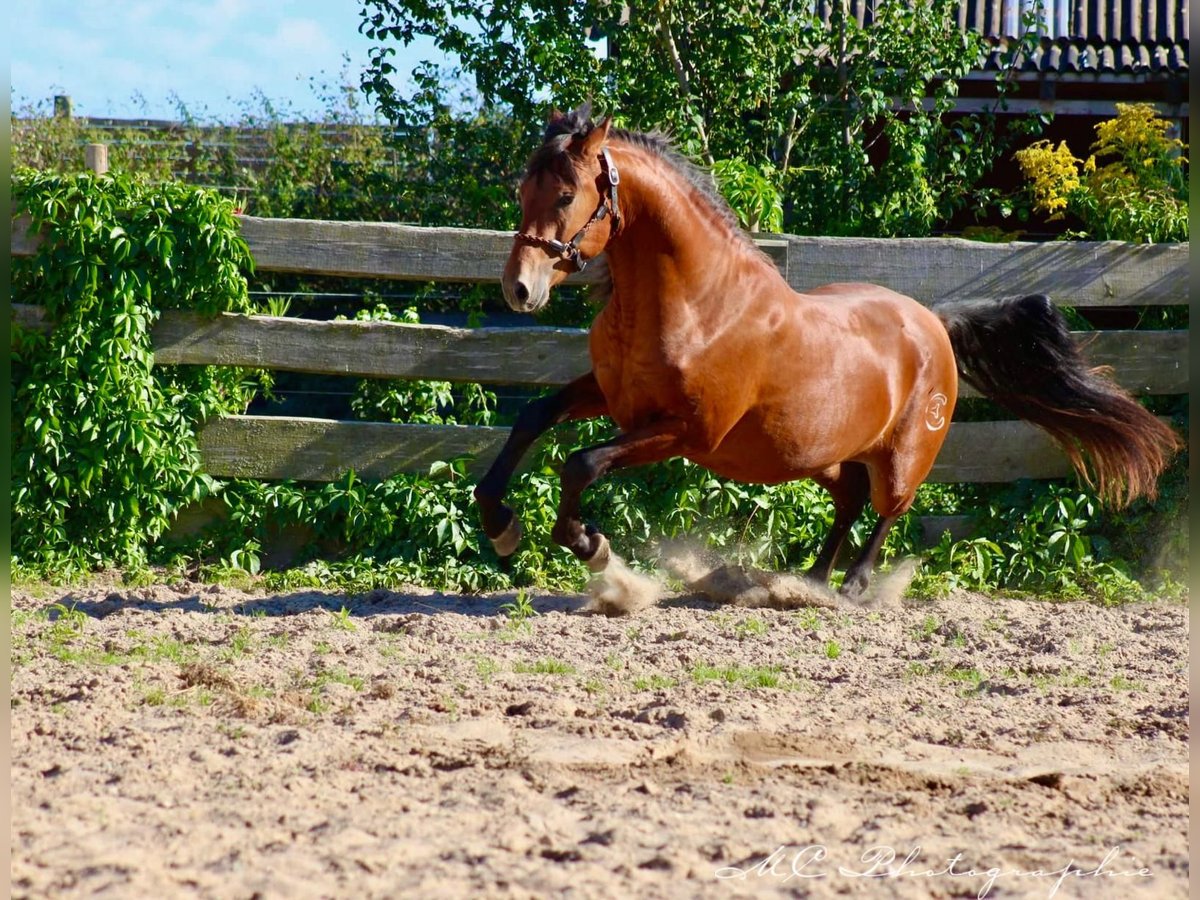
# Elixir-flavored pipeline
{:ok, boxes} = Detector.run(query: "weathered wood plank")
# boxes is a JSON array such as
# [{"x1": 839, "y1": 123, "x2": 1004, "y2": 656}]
[
  {"x1": 930, "y1": 420, "x2": 1072, "y2": 482},
  {"x1": 197, "y1": 416, "x2": 511, "y2": 481},
  {"x1": 931, "y1": 416, "x2": 1177, "y2": 483},
  {"x1": 12, "y1": 304, "x2": 46, "y2": 333},
  {"x1": 11, "y1": 215, "x2": 788, "y2": 284},
  {"x1": 13, "y1": 305, "x2": 1186, "y2": 395},
  {"x1": 151, "y1": 312, "x2": 592, "y2": 386},
  {"x1": 197, "y1": 415, "x2": 1178, "y2": 484},
  {"x1": 13, "y1": 214, "x2": 1184, "y2": 306},
  {"x1": 1076, "y1": 330, "x2": 1188, "y2": 395},
  {"x1": 780, "y1": 235, "x2": 1187, "y2": 307},
  {"x1": 241, "y1": 217, "x2": 596, "y2": 284}
]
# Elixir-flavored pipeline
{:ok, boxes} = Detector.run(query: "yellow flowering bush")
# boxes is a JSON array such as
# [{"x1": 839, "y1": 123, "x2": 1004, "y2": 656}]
[
  {"x1": 1014, "y1": 103, "x2": 1187, "y2": 242},
  {"x1": 1014, "y1": 140, "x2": 1080, "y2": 217}
]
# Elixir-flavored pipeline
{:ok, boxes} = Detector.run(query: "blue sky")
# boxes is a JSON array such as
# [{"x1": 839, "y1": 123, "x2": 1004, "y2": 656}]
[{"x1": 11, "y1": 1, "x2": 443, "y2": 122}]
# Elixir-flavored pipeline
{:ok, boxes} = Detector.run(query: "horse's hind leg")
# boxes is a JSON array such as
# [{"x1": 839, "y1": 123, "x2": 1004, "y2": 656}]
[
  {"x1": 806, "y1": 462, "x2": 871, "y2": 586},
  {"x1": 840, "y1": 405, "x2": 950, "y2": 599},
  {"x1": 474, "y1": 373, "x2": 607, "y2": 557},
  {"x1": 841, "y1": 513, "x2": 901, "y2": 600}
]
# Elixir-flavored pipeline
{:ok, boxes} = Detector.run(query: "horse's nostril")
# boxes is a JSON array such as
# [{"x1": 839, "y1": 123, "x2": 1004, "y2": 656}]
[{"x1": 514, "y1": 281, "x2": 530, "y2": 303}]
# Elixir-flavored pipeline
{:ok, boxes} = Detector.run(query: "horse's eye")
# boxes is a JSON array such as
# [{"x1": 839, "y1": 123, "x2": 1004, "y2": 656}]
[{"x1": 555, "y1": 194, "x2": 575, "y2": 209}]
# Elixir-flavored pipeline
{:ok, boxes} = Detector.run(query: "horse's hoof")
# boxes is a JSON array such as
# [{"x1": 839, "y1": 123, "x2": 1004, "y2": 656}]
[
  {"x1": 585, "y1": 533, "x2": 611, "y2": 573},
  {"x1": 490, "y1": 517, "x2": 523, "y2": 558}
]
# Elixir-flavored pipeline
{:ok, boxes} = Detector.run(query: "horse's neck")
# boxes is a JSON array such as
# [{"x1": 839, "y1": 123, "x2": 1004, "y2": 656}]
[{"x1": 603, "y1": 151, "x2": 771, "y2": 325}]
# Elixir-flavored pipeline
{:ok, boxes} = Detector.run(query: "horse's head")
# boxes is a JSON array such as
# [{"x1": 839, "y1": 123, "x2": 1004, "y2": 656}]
[{"x1": 503, "y1": 105, "x2": 620, "y2": 313}]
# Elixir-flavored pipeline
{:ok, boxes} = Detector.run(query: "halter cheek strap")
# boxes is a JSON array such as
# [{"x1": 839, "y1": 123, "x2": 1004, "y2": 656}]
[{"x1": 514, "y1": 147, "x2": 622, "y2": 273}]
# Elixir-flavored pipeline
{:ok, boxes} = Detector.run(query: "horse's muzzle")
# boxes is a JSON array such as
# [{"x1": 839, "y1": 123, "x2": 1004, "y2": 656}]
[{"x1": 501, "y1": 271, "x2": 550, "y2": 313}]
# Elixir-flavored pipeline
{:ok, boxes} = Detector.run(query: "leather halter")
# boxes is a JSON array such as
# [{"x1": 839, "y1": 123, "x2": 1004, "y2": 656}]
[{"x1": 513, "y1": 146, "x2": 621, "y2": 273}]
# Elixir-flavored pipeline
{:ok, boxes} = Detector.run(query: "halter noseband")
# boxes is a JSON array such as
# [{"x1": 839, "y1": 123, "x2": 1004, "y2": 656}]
[{"x1": 513, "y1": 146, "x2": 621, "y2": 273}]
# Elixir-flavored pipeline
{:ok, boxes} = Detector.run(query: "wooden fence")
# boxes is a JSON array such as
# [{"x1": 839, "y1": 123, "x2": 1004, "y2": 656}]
[{"x1": 11, "y1": 216, "x2": 1188, "y2": 489}]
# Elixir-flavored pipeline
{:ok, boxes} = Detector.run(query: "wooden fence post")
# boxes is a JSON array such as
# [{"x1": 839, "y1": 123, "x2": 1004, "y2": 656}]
[{"x1": 85, "y1": 143, "x2": 109, "y2": 176}]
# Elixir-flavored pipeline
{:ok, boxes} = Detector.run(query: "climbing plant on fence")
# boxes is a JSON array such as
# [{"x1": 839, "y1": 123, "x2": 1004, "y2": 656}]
[{"x1": 11, "y1": 171, "x2": 259, "y2": 572}]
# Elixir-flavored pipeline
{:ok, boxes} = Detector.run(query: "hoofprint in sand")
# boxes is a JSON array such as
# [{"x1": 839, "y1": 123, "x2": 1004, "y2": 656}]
[{"x1": 11, "y1": 564, "x2": 1188, "y2": 898}]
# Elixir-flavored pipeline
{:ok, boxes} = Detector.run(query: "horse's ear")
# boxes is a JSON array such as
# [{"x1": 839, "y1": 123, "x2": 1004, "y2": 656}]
[
  {"x1": 547, "y1": 107, "x2": 564, "y2": 124},
  {"x1": 579, "y1": 115, "x2": 612, "y2": 157}
]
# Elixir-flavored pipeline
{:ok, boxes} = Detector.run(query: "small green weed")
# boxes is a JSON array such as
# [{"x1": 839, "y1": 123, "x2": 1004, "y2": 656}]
[
  {"x1": 224, "y1": 627, "x2": 254, "y2": 660},
  {"x1": 329, "y1": 606, "x2": 357, "y2": 632},
  {"x1": 794, "y1": 608, "x2": 821, "y2": 631},
  {"x1": 632, "y1": 674, "x2": 678, "y2": 691},
  {"x1": 475, "y1": 657, "x2": 500, "y2": 681},
  {"x1": 1109, "y1": 674, "x2": 1143, "y2": 692},
  {"x1": 734, "y1": 617, "x2": 769, "y2": 639},
  {"x1": 690, "y1": 664, "x2": 783, "y2": 689},
  {"x1": 314, "y1": 667, "x2": 365, "y2": 692},
  {"x1": 913, "y1": 616, "x2": 940, "y2": 641},
  {"x1": 499, "y1": 589, "x2": 537, "y2": 629},
  {"x1": 48, "y1": 603, "x2": 88, "y2": 640},
  {"x1": 513, "y1": 658, "x2": 576, "y2": 676}
]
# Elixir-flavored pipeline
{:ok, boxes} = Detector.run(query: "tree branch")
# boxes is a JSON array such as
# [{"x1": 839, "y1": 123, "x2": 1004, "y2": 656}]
[{"x1": 656, "y1": 0, "x2": 714, "y2": 165}]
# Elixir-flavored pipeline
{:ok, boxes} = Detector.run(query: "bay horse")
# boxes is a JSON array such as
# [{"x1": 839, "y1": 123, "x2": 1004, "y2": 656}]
[{"x1": 474, "y1": 104, "x2": 1179, "y2": 599}]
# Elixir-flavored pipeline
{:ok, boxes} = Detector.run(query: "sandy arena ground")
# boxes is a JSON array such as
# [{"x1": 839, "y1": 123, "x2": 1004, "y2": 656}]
[{"x1": 10, "y1": 570, "x2": 1189, "y2": 898}]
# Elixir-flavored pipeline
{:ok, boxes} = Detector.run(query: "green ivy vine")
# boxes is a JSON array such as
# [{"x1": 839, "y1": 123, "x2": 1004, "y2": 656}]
[{"x1": 12, "y1": 169, "x2": 259, "y2": 573}]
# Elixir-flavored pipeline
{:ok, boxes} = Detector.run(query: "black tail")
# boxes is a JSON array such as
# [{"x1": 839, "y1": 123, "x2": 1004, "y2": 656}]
[{"x1": 938, "y1": 293, "x2": 1180, "y2": 507}]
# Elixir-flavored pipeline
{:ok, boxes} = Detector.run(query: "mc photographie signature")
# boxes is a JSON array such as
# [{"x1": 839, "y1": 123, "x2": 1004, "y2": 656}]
[{"x1": 714, "y1": 844, "x2": 1152, "y2": 898}]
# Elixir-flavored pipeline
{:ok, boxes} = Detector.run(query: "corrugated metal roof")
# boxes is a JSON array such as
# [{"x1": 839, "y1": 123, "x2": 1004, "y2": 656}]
[
  {"x1": 813, "y1": 1, "x2": 1188, "y2": 73},
  {"x1": 979, "y1": 37, "x2": 1189, "y2": 73},
  {"x1": 968, "y1": 0, "x2": 1188, "y2": 73},
  {"x1": 960, "y1": 0, "x2": 1188, "y2": 42}
]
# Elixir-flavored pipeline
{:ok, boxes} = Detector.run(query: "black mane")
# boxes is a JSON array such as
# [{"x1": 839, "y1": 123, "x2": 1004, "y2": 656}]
[{"x1": 526, "y1": 103, "x2": 753, "y2": 248}]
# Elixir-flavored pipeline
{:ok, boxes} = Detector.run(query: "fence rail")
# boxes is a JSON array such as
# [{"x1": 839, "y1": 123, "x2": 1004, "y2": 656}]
[
  {"x1": 11, "y1": 215, "x2": 1188, "y2": 488},
  {"x1": 12, "y1": 214, "x2": 1188, "y2": 303},
  {"x1": 11, "y1": 306, "x2": 1185, "y2": 395}
]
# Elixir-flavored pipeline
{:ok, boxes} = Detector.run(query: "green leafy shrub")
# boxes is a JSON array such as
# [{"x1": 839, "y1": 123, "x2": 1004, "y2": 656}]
[
  {"x1": 711, "y1": 159, "x2": 783, "y2": 233},
  {"x1": 360, "y1": 0, "x2": 1044, "y2": 237},
  {"x1": 12, "y1": 170, "x2": 258, "y2": 574},
  {"x1": 1014, "y1": 103, "x2": 1188, "y2": 242}
]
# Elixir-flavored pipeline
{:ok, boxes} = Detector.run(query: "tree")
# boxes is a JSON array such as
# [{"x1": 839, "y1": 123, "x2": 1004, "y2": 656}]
[{"x1": 360, "y1": 0, "x2": 1036, "y2": 236}]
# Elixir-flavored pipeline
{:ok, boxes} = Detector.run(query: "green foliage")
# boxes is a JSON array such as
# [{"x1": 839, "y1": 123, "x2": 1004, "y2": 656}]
[
  {"x1": 12, "y1": 170, "x2": 257, "y2": 574},
  {"x1": 12, "y1": 79, "x2": 520, "y2": 229},
  {"x1": 909, "y1": 458, "x2": 1188, "y2": 603},
  {"x1": 360, "y1": 0, "x2": 1043, "y2": 236},
  {"x1": 711, "y1": 159, "x2": 783, "y2": 233}
]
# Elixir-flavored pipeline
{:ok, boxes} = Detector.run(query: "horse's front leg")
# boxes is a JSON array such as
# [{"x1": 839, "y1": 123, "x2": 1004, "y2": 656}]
[
  {"x1": 474, "y1": 372, "x2": 607, "y2": 557},
  {"x1": 551, "y1": 419, "x2": 687, "y2": 571}
]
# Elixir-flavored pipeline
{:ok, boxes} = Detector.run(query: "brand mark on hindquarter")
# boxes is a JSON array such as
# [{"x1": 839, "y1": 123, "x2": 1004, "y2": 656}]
[{"x1": 925, "y1": 392, "x2": 948, "y2": 431}]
